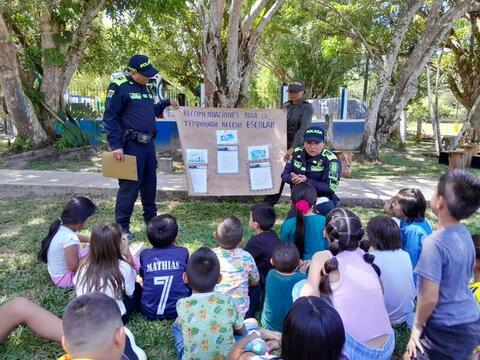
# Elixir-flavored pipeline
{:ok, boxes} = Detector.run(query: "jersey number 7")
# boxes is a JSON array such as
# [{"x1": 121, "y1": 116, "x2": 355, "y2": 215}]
[{"x1": 154, "y1": 276, "x2": 173, "y2": 315}]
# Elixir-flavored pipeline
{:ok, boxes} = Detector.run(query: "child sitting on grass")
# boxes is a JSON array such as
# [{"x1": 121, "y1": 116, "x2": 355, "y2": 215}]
[
  {"x1": 406, "y1": 170, "x2": 480, "y2": 359},
  {"x1": 139, "y1": 214, "x2": 191, "y2": 320},
  {"x1": 387, "y1": 188, "x2": 432, "y2": 270},
  {"x1": 244, "y1": 203, "x2": 280, "y2": 317},
  {"x1": 38, "y1": 196, "x2": 96, "y2": 288},
  {"x1": 74, "y1": 223, "x2": 138, "y2": 324},
  {"x1": 213, "y1": 216, "x2": 260, "y2": 317},
  {"x1": 281, "y1": 182, "x2": 328, "y2": 260},
  {"x1": 367, "y1": 216, "x2": 416, "y2": 328},
  {"x1": 174, "y1": 247, "x2": 248, "y2": 360},
  {"x1": 59, "y1": 292, "x2": 146, "y2": 360},
  {"x1": 261, "y1": 243, "x2": 306, "y2": 332}
]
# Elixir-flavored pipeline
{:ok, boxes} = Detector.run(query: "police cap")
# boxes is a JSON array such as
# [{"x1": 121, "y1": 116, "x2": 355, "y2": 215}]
[
  {"x1": 304, "y1": 126, "x2": 325, "y2": 143},
  {"x1": 287, "y1": 79, "x2": 305, "y2": 93},
  {"x1": 128, "y1": 54, "x2": 158, "y2": 78}
]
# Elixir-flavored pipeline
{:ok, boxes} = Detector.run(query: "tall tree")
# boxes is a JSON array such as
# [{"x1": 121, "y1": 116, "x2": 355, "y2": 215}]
[
  {"x1": 362, "y1": 0, "x2": 476, "y2": 160},
  {"x1": 445, "y1": 7, "x2": 480, "y2": 141},
  {"x1": 194, "y1": 0, "x2": 286, "y2": 107},
  {"x1": 0, "y1": 0, "x2": 106, "y2": 145},
  {"x1": 258, "y1": 0, "x2": 363, "y2": 99}
]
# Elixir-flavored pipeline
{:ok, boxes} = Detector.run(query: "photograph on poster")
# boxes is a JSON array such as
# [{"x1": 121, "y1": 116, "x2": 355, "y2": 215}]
[
  {"x1": 248, "y1": 145, "x2": 269, "y2": 161},
  {"x1": 216, "y1": 130, "x2": 238, "y2": 145},
  {"x1": 186, "y1": 149, "x2": 208, "y2": 164}
]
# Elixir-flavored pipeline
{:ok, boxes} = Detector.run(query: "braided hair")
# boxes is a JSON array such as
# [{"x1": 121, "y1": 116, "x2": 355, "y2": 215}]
[{"x1": 319, "y1": 208, "x2": 379, "y2": 295}]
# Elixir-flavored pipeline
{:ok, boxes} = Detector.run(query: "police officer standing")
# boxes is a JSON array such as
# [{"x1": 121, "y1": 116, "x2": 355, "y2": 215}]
[
  {"x1": 281, "y1": 126, "x2": 341, "y2": 215},
  {"x1": 103, "y1": 54, "x2": 179, "y2": 240},
  {"x1": 265, "y1": 79, "x2": 313, "y2": 205}
]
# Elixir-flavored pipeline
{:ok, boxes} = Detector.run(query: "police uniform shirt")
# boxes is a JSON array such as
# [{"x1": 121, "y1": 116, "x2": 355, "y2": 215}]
[
  {"x1": 284, "y1": 99, "x2": 313, "y2": 149},
  {"x1": 139, "y1": 246, "x2": 191, "y2": 320},
  {"x1": 281, "y1": 146, "x2": 341, "y2": 200},
  {"x1": 103, "y1": 74, "x2": 171, "y2": 150}
]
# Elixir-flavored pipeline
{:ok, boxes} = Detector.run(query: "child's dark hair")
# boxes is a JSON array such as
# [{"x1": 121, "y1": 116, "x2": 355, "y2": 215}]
[
  {"x1": 147, "y1": 214, "x2": 178, "y2": 248},
  {"x1": 251, "y1": 202, "x2": 276, "y2": 231},
  {"x1": 319, "y1": 208, "x2": 379, "y2": 295},
  {"x1": 216, "y1": 216, "x2": 243, "y2": 249},
  {"x1": 272, "y1": 243, "x2": 300, "y2": 273},
  {"x1": 366, "y1": 216, "x2": 401, "y2": 251},
  {"x1": 76, "y1": 224, "x2": 126, "y2": 299},
  {"x1": 282, "y1": 296, "x2": 345, "y2": 360},
  {"x1": 291, "y1": 182, "x2": 317, "y2": 259},
  {"x1": 186, "y1": 247, "x2": 220, "y2": 292},
  {"x1": 472, "y1": 234, "x2": 480, "y2": 261},
  {"x1": 63, "y1": 292, "x2": 122, "y2": 355},
  {"x1": 395, "y1": 188, "x2": 427, "y2": 220},
  {"x1": 38, "y1": 196, "x2": 96, "y2": 263},
  {"x1": 437, "y1": 170, "x2": 480, "y2": 220}
]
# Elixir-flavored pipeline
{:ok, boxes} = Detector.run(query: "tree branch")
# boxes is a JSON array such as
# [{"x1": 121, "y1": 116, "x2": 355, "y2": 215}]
[
  {"x1": 242, "y1": 0, "x2": 269, "y2": 32},
  {"x1": 316, "y1": 0, "x2": 380, "y2": 64}
]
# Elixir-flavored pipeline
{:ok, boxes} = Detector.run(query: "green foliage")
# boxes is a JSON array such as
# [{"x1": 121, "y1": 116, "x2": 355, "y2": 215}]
[
  {"x1": 53, "y1": 120, "x2": 100, "y2": 150},
  {"x1": 11, "y1": 136, "x2": 33, "y2": 152}
]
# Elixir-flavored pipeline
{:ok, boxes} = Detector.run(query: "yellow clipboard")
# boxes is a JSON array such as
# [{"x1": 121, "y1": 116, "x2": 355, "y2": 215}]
[{"x1": 102, "y1": 152, "x2": 138, "y2": 181}]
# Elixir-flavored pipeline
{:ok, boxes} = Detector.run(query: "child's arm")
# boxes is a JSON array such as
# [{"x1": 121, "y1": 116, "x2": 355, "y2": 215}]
[
  {"x1": 300, "y1": 250, "x2": 330, "y2": 297},
  {"x1": 227, "y1": 333, "x2": 258, "y2": 360},
  {"x1": 233, "y1": 323, "x2": 247, "y2": 336},
  {"x1": 77, "y1": 234, "x2": 90, "y2": 243},
  {"x1": 64, "y1": 245, "x2": 81, "y2": 272},
  {"x1": 0, "y1": 298, "x2": 63, "y2": 344},
  {"x1": 406, "y1": 276, "x2": 440, "y2": 358}
]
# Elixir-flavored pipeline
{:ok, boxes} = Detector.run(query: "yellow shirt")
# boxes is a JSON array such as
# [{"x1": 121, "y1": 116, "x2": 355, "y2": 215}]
[{"x1": 470, "y1": 281, "x2": 480, "y2": 352}]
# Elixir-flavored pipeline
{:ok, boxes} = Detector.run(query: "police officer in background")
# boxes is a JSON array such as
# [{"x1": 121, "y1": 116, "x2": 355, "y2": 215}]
[
  {"x1": 265, "y1": 79, "x2": 313, "y2": 205},
  {"x1": 281, "y1": 126, "x2": 341, "y2": 215},
  {"x1": 284, "y1": 79, "x2": 313, "y2": 160},
  {"x1": 103, "y1": 54, "x2": 179, "y2": 240}
]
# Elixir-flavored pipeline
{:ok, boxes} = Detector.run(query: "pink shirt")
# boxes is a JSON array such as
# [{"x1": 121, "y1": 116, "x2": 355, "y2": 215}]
[{"x1": 330, "y1": 248, "x2": 392, "y2": 343}]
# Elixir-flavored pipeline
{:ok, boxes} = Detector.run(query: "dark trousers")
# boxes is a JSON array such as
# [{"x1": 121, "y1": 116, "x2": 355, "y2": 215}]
[
  {"x1": 115, "y1": 141, "x2": 157, "y2": 232},
  {"x1": 246, "y1": 284, "x2": 262, "y2": 318},
  {"x1": 122, "y1": 282, "x2": 142, "y2": 324},
  {"x1": 264, "y1": 180, "x2": 286, "y2": 206},
  {"x1": 412, "y1": 319, "x2": 480, "y2": 360}
]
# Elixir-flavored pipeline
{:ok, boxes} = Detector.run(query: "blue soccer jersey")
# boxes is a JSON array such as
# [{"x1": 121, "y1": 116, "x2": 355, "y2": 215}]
[{"x1": 140, "y1": 245, "x2": 191, "y2": 320}]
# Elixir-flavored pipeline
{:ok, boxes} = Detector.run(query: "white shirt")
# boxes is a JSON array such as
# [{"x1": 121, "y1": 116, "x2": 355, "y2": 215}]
[
  {"x1": 74, "y1": 259, "x2": 136, "y2": 315},
  {"x1": 371, "y1": 249, "x2": 416, "y2": 324},
  {"x1": 47, "y1": 225, "x2": 80, "y2": 278}
]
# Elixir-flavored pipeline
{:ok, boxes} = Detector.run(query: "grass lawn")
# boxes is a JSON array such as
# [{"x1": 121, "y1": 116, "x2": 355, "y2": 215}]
[
  {"x1": 1, "y1": 196, "x2": 480, "y2": 359},
  {"x1": 350, "y1": 140, "x2": 480, "y2": 179}
]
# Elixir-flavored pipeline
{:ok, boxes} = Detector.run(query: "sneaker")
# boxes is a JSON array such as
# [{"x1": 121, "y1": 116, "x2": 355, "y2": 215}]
[
  {"x1": 122, "y1": 231, "x2": 135, "y2": 243},
  {"x1": 122, "y1": 327, "x2": 147, "y2": 360}
]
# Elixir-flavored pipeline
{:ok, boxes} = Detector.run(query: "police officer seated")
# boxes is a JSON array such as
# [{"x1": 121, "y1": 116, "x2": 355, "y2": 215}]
[{"x1": 281, "y1": 126, "x2": 341, "y2": 216}]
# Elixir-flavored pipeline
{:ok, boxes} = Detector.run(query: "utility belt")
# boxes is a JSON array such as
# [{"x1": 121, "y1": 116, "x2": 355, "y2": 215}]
[{"x1": 122, "y1": 129, "x2": 156, "y2": 145}]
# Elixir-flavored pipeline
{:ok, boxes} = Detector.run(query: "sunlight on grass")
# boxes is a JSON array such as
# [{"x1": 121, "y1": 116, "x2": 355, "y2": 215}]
[{"x1": 0, "y1": 195, "x2": 479, "y2": 358}]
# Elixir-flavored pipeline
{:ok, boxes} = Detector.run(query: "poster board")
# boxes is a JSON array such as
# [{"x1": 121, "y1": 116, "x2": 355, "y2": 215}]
[{"x1": 174, "y1": 107, "x2": 287, "y2": 196}]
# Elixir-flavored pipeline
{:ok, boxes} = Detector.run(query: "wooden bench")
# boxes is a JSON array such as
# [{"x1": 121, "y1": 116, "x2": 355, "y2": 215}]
[
  {"x1": 333, "y1": 151, "x2": 358, "y2": 178},
  {"x1": 459, "y1": 144, "x2": 479, "y2": 168},
  {"x1": 447, "y1": 150, "x2": 466, "y2": 170}
]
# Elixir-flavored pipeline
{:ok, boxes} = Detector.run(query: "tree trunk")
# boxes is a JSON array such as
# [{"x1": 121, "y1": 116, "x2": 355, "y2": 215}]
[
  {"x1": 415, "y1": 116, "x2": 423, "y2": 142},
  {"x1": 197, "y1": 0, "x2": 286, "y2": 108},
  {"x1": 427, "y1": 64, "x2": 442, "y2": 154},
  {"x1": 0, "y1": 13, "x2": 48, "y2": 145},
  {"x1": 360, "y1": 0, "x2": 424, "y2": 160},
  {"x1": 362, "y1": 0, "x2": 473, "y2": 160}
]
